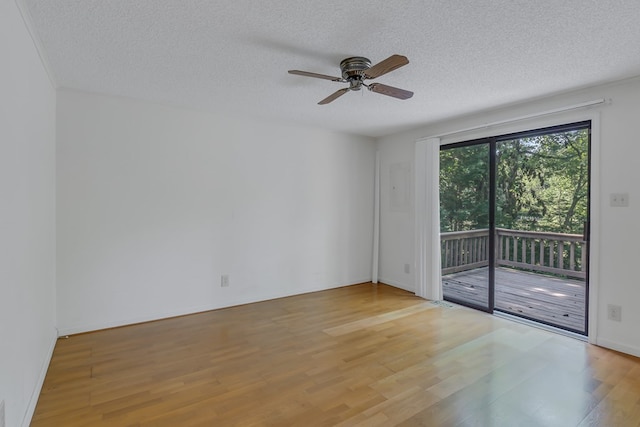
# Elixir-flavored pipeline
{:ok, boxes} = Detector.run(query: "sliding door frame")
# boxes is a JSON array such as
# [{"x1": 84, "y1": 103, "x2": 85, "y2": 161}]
[
  {"x1": 440, "y1": 120, "x2": 592, "y2": 334},
  {"x1": 439, "y1": 137, "x2": 496, "y2": 313}
]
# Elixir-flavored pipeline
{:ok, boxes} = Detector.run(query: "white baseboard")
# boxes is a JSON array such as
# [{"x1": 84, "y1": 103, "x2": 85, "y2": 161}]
[
  {"x1": 596, "y1": 338, "x2": 640, "y2": 358},
  {"x1": 57, "y1": 278, "x2": 374, "y2": 336},
  {"x1": 21, "y1": 327, "x2": 58, "y2": 427},
  {"x1": 56, "y1": 303, "x2": 225, "y2": 336},
  {"x1": 378, "y1": 277, "x2": 415, "y2": 293}
]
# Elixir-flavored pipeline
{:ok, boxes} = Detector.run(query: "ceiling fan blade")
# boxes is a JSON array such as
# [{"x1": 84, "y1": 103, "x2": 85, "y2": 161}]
[
  {"x1": 364, "y1": 54, "x2": 409, "y2": 79},
  {"x1": 288, "y1": 70, "x2": 343, "y2": 81},
  {"x1": 318, "y1": 88, "x2": 350, "y2": 105},
  {"x1": 368, "y1": 83, "x2": 413, "y2": 100}
]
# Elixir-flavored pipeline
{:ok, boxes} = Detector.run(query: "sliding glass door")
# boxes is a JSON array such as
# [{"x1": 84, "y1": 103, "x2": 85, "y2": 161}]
[
  {"x1": 440, "y1": 142, "x2": 492, "y2": 312},
  {"x1": 493, "y1": 125, "x2": 590, "y2": 333},
  {"x1": 439, "y1": 122, "x2": 590, "y2": 334}
]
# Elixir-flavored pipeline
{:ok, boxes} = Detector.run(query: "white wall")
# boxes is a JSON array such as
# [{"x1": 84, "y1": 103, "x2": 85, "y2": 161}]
[
  {"x1": 376, "y1": 143, "x2": 415, "y2": 291},
  {"x1": 377, "y1": 77, "x2": 640, "y2": 357},
  {"x1": 0, "y1": 1, "x2": 57, "y2": 427},
  {"x1": 56, "y1": 90, "x2": 375, "y2": 334}
]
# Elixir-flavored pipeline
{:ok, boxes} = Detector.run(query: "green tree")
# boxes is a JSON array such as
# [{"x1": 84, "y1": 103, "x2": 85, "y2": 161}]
[
  {"x1": 440, "y1": 128, "x2": 588, "y2": 235},
  {"x1": 496, "y1": 129, "x2": 588, "y2": 234},
  {"x1": 439, "y1": 145, "x2": 489, "y2": 232}
]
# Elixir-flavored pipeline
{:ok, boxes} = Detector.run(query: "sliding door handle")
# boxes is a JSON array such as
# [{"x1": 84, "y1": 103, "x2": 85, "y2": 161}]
[{"x1": 582, "y1": 221, "x2": 590, "y2": 242}]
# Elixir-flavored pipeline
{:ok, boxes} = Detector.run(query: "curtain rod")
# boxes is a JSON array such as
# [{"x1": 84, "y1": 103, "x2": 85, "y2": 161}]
[{"x1": 424, "y1": 98, "x2": 609, "y2": 140}]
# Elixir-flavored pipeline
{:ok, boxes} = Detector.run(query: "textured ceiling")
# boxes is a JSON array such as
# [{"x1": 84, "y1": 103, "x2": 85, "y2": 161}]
[{"x1": 24, "y1": 0, "x2": 640, "y2": 137}]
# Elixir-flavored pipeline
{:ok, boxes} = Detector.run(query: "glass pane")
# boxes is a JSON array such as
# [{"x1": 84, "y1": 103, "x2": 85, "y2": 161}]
[
  {"x1": 440, "y1": 143, "x2": 491, "y2": 310},
  {"x1": 494, "y1": 128, "x2": 589, "y2": 333}
]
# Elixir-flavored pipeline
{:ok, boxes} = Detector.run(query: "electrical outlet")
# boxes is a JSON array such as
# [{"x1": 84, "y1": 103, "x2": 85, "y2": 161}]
[
  {"x1": 607, "y1": 304, "x2": 622, "y2": 322},
  {"x1": 619, "y1": 193, "x2": 629, "y2": 207},
  {"x1": 404, "y1": 263, "x2": 411, "y2": 274},
  {"x1": 610, "y1": 193, "x2": 629, "y2": 207},
  {"x1": 221, "y1": 274, "x2": 229, "y2": 287}
]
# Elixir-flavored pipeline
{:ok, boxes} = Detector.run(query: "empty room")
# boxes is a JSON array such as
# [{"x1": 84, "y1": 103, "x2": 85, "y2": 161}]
[{"x1": 3, "y1": 1, "x2": 640, "y2": 426}]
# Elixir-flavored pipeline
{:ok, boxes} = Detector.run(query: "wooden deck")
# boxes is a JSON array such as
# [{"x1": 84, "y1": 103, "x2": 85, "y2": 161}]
[{"x1": 442, "y1": 266, "x2": 586, "y2": 332}]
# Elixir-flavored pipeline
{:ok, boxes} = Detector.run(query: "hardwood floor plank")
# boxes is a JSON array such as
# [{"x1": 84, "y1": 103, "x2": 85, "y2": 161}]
[
  {"x1": 323, "y1": 302, "x2": 435, "y2": 336},
  {"x1": 32, "y1": 283, "x2": 640, "y2": 426}
]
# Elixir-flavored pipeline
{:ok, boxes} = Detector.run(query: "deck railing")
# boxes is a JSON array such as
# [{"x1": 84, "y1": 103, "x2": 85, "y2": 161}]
[
  {"x1": 441, "y1": 228, "x2": 587, "y2": 279},
  {"x1": 440, "y1": 229, "x2": 490, "y2": 274}
]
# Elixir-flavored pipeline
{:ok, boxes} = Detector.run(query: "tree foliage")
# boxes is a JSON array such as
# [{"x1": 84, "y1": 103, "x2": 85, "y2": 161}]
[
  {"x1": 440, "y1": 128, "x2": 588, "y2": 234},
  {"x1": 439, "y1": 145, "x2": 489, "y2": 232}
]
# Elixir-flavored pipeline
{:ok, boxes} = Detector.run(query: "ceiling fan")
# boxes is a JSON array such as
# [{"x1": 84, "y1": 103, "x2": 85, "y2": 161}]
[{"x1": 288, "y1": 54, "x2": 414, "y2": 105}]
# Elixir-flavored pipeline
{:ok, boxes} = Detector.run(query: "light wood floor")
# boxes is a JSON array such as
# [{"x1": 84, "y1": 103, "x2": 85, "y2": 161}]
[
  {"x1": 32, "y1": 283, "x2": 640, "y2": 426},
  {"x1": 443, "y1": 267, "x2": 586, "y2": 332}
]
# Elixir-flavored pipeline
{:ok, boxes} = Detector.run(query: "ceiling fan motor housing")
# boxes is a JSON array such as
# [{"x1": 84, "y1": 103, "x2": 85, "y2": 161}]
[{"x1": 340, "y1": 57, "x2": 371, "y2": 90}]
